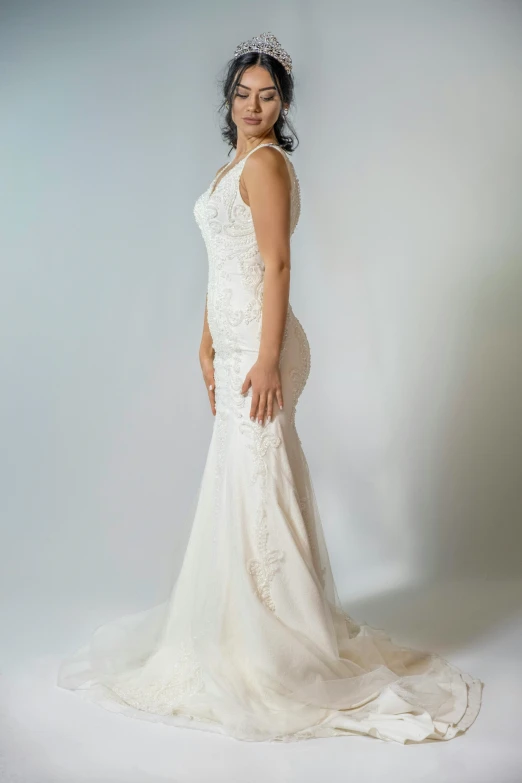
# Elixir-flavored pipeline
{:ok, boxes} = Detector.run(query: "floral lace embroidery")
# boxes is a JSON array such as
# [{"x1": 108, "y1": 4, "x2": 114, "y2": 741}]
[
  {"x1": 110, "y1": 640, "x2": 204, "y2": 714},
  {"x1": 239, "y1": 420, "x2": 284, "y2": 612}
]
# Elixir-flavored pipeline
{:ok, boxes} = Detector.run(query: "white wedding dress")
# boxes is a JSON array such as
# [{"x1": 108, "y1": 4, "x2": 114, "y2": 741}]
[{"x1": 57, "y1": 142, "x2": 484, "y2": 743}]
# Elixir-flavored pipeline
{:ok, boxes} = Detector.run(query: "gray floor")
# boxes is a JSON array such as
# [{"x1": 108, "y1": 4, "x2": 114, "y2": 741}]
[{"x1": 1, "y1": 578, "x2": 521, "y2": 783}]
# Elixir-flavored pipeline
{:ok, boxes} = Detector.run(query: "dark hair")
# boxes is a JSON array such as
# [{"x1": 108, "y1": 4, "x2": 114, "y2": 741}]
[{"x1": 217, "y1": 52, "x2": 299, "y2": 155}]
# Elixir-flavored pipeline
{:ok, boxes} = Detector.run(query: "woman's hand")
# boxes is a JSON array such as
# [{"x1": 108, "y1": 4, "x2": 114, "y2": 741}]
[
  {"x1": 241, "y1": 358, "x2": 284, "y2": 425},
  {"x1": 199, "y1": 346, "x2": 216, "y2": 416}
]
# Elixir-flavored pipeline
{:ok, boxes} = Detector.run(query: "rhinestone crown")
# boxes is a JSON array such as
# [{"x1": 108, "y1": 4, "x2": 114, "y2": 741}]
[{"x1": 233, "y1": 32, "x2": 292, "y2": 75}]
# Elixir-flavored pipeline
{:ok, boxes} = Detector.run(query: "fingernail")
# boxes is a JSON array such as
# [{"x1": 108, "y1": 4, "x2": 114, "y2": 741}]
[
  {"x1": 250, "y1": 416, "x2": 254, "y2": 421},
  {"x1": 209, "y1": 385, "x2": 213, "y2": 390},
  {"x1": 267, "y1": 415, "x2": 271, "y2": 422}
]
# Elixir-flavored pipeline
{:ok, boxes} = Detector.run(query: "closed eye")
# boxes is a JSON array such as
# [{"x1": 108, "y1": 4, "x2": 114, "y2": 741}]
[{"x1": 236, "y1": 93, "x2": 275, "y2": 102}]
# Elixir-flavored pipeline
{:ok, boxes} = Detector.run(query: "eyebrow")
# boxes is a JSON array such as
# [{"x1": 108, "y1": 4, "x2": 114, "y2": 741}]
[{"x1": 236, "y1": 83, "x2": 277, "y2": 91}]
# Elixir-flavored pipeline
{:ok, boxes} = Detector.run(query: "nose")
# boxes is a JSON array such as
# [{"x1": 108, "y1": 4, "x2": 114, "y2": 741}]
[{"x1": 246, "y1": 94, "x2": 262, "y2": 112}]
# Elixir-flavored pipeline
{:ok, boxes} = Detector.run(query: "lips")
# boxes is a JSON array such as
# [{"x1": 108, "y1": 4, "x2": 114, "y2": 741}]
[{"x1": 244, "y1": 117, "x2": 261, "y2": 123}]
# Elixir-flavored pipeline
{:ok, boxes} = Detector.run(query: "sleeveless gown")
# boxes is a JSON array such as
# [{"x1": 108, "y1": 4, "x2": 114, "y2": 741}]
[{"x1": 57, "y1": 142, "x2": 483, "y2": 743}]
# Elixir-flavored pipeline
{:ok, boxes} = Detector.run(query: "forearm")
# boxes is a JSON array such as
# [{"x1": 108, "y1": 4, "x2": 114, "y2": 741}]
[
  {"x1": 200, "y1": 295, "x2": 214, "y2": 358},
  {"x1": 258, "y1": 262, "x2": 290, "y2": 364}
]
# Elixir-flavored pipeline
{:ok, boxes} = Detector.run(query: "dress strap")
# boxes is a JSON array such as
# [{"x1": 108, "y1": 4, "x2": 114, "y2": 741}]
[{"x1": 241, "y1": 142, "x2": 287, "y2": 164}]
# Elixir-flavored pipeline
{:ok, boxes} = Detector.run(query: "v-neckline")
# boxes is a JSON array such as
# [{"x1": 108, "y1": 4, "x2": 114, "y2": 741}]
[{"x1": 208, "y1": 159, "x2": 242, "y2": 198}]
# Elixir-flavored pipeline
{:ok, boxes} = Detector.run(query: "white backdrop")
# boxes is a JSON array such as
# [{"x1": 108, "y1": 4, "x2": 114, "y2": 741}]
[{"x1": 1, "y1": 0, "x2": 522, "y2": 664}]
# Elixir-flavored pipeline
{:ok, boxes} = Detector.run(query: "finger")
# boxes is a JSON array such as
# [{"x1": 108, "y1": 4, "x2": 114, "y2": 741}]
[
  {"x1": 206, "y1": 373, "x2": 215, "y2": 409},
  {"x1": 275, "y1": 386, "x2": 284, "y2": 410},
  {"x1": 250, "y1": 391, "x2": 260, "y2": 421},
  {"x1": 207, "y1": 385, "x2": 216, "y2": 416},
  {"x1": 266, "y1": 390, "x2": 274, "y2": 423},
  {"x1": 257, "y1": 391, "x2": 267, "y2": 425},
  {"x1": 241, "y1": 374, "x2": 251, "y2": 395}
]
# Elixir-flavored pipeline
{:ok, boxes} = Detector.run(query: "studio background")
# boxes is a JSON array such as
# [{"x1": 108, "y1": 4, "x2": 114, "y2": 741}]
[{"x1": 1, "y1": 0, "x2": 521, "y2": 676}]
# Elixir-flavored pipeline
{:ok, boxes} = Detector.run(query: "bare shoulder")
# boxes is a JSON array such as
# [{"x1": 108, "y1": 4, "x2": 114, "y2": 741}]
[{"x1": 243, "y1": 145, "x2": 291, "y2": 184}]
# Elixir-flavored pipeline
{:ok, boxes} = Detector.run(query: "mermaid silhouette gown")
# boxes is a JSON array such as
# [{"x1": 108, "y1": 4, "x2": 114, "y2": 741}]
[{"x1": 57, "y1": 143, "x2": 483, "y2": 743}]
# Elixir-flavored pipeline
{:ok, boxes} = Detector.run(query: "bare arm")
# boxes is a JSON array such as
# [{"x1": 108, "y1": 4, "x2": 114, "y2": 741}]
[
  {"x1": 200, "y1": 294, "x2": 214, "y2": 359},
  {"x1": 240, "y1": 147, "x2": 292, "y2": 423}
]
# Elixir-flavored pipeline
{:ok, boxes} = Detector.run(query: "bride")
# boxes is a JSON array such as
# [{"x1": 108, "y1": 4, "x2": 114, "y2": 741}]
[{"x1": 57, "y1": 31, "x2": 483, "y2": 743}]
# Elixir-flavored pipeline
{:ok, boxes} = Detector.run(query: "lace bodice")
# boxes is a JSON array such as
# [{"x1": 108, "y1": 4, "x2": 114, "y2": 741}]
[
  {"x1": 193, "y1": 141, "x2": 300, "y2": 246},
  {"x1": 193, "y1": 143, "x2": 301, "y2": 356}
]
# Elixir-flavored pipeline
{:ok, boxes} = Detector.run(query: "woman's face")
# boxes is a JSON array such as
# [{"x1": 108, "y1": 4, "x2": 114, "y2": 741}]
[{"x1": 231, "y1": 65, "x2": 286, "y2": 139}]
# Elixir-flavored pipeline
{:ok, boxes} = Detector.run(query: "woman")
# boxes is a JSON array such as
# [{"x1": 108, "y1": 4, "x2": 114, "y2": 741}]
[{"x1": 58, "y1": 32, "x2": 483, "y2": 743}]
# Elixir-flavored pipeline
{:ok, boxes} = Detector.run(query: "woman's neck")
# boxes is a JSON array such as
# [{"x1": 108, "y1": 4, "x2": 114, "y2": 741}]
[{"x1": 235, "y1": 133, "x2": 278, "y2": 158}]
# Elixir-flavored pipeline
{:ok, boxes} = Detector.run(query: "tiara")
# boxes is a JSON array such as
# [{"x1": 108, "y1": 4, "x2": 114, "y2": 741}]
[{"x1": 233, "y1": 32, "x2": 293, "y2": 75}]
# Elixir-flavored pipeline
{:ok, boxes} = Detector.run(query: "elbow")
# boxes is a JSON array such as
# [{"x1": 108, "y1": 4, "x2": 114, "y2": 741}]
[{"x1": 263, "y1": 255, "x2": 291, "y2": 274}]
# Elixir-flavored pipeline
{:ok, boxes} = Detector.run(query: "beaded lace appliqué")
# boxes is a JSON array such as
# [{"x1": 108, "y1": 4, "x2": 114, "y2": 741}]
[{"x1": 239, "y1": 420, "x2": 284, "y2": 611}]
